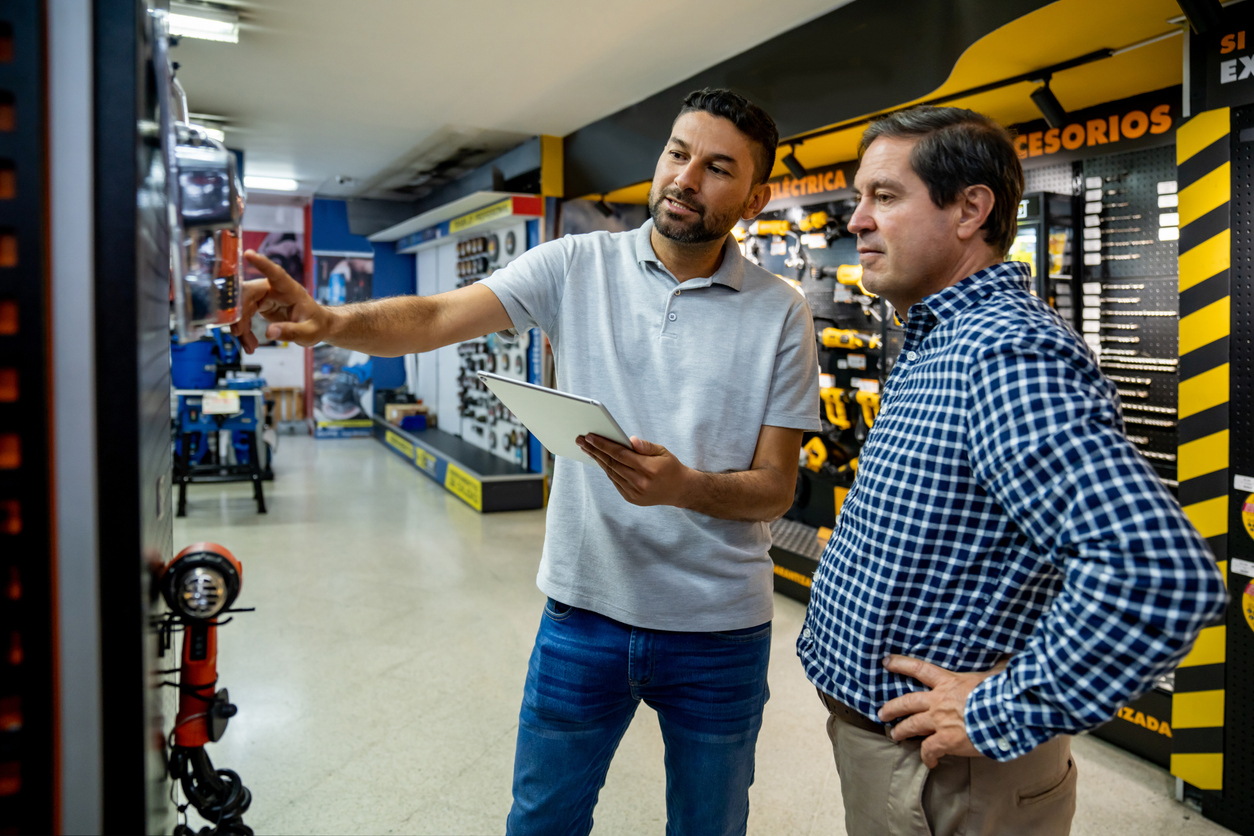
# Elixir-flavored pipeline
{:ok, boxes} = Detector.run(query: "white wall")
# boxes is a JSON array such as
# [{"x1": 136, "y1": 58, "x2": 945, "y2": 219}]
[
  {"x1": 251, "y1": 343, "x2": 306, "y2": 388},
  {"x1": 415, "y1": 247, "x2": 440, "y2": 416}
]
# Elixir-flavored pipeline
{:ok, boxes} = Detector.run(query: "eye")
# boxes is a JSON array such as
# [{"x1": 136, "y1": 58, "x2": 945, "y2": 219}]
[
  {"x1": 710, "y1": 165, "x2": 727, "y2": 175},
  {"x1": 875, "y1": 192, "x2": 893, "y2": 204}
]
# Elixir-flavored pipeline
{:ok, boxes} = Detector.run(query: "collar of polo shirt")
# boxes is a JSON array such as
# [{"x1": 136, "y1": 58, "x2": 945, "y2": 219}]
[{"x1": 634, "y1": 219, "x2": 746, "y2": 291}]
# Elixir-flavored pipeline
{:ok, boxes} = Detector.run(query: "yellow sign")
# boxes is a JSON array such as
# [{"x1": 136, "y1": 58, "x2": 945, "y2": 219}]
[
  {"x1": 1115, "y1": 705, "x2": 1172, "y2": 737},
  {"x1": 767, "y1": 168, "x2": 848, "y2": 203},
  {"x1": 773, "y1": 564, "x2": 812, "y2": 588},
  {"x1": 414, "y1": 447, "x2": 438, "y2": 476},
  {"x1": 1242, "y1": 493, "x2": 1254, "y2": 540},
  {"x1": 1013, "y1": 105, "x2": 1172, "y2": 161},
  {"x1": 444, "y1": 464, "x2": 483, "y2": 511},
  {"x1": 1244, "y1": 580, "x2": 1254, "y2": 636},
  {"x1": 385, "y1": 430, "x2": 414, "y2": 459},
  {"x1": 450, "y1": 198, "x2": 513, "y2": 234}
]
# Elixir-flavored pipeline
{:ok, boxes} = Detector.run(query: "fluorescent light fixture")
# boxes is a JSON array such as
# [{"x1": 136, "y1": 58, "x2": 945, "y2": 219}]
[
  {"x1": 169, "y1": 2, "x2": 239, "y2": 43},
  {"x1": 244, "y1": 176, "x2": 299, "y2": 192}
]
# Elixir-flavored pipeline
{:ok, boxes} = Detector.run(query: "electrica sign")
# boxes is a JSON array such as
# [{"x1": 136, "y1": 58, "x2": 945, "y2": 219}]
[
  {"x1": 765, "y1": 162, "x2": 857, "y2": 210},
  {"x1": 1009, "y1": 87, "x2": 1178, "y2": 167}
]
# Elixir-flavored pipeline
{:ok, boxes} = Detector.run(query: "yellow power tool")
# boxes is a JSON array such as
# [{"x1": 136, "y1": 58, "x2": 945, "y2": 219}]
[
  {"x1": 820, "y1": 328, "x2": 882, "y2": 351},
  {"x1": 855, "y1": 391, "x2": 880, "y2": 428},
  {"x1": 803, "y1": 437, "x2": 828, "y2": 472},
  {"x1": 820, "y1": 387, "x2": 851, "y2": 430}
]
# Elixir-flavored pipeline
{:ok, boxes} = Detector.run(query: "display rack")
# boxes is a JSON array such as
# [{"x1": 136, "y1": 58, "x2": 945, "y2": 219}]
[{"x1": 373, "y1": 417, "x2": 544, "y2": 512}]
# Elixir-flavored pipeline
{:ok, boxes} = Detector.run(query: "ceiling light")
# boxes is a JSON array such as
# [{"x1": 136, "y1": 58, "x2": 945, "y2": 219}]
[
  {"x1": 1029, "y1": 79, "x2": 1067, "y2": 130},
  {"x1": 244, "y1": 176, "x2": 298, "y2": 192},
  {"x1": 169, "y1": 1, "x2": 239, "y2": 43},
  {"x1": 594, "y1": 197, "x2": 616, "y2": 218},
  {"x1": 782, "y1": 148, "x2": 807, "y2": 178}
]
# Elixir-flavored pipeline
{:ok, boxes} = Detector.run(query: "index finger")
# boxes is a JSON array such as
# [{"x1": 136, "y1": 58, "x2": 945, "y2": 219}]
[
  {"x1": 243, "y1": 250, "x2": 306, "y2": 298},
  {"x1": 883, "y1": 655, "x2": 947, "y2": 688}
]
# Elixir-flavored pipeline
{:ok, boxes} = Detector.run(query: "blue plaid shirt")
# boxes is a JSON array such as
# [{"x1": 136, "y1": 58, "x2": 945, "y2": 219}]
[{"x1": 797, "y1": 261, "x2": 1226, "y2": 761}]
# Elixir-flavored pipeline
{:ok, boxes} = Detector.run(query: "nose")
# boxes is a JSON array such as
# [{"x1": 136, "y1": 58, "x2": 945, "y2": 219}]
[
  {"x1": 673, "y1": 159, "x2": 701, "y2": 195},
  {"x1": 847, "y1": 196, "x2": 873, "y2": 235}
]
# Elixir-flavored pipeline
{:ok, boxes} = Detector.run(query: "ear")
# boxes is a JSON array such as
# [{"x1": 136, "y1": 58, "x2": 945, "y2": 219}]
[
  {"x1": 955, "y1": 184, "x2": 995, "y2": 242},
  {"x1": 741, "y1": 181, "x2": 773, "y2": 221}
]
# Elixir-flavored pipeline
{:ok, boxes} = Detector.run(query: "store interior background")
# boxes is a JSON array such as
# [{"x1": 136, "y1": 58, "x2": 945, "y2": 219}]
[{"x1": 8, "y1": 0, "x2": 1254, "y2": 833}]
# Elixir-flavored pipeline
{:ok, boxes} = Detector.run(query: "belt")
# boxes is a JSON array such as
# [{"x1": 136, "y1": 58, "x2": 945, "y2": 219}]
[{"x1": 817, "y1": 688, "x2": 887, "y2": 736}]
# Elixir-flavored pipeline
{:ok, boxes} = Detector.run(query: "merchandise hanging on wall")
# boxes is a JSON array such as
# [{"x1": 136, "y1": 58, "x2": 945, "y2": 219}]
[{"x1": 311, "y1": 254, "x2": 374, "y2": 437}]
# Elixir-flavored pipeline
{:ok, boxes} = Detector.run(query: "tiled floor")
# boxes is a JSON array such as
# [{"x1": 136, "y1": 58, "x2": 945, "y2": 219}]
[{"x1": 173, "y1": 435, "x2": 1231, "y2": 835}]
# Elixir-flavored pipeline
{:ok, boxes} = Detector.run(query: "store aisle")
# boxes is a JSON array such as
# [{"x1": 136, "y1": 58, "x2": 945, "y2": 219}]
[{"x1": 174, "y1": 436, "x2": 1229, "y2": 836}]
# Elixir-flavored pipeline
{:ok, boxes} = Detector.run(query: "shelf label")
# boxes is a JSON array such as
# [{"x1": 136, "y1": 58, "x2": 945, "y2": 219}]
[
  {"x1": 414, "y1": 446, "x2": 438, "y2": 476},
  {"x1": 450, "y1": 198, "x2": 513, "y2": 234},
  {"x1": 385, "y1": 430, "x2": 414, "y2": 460},
  {"x1": 444, "y1": 464, "x2": 483, "y2": 511},
  {"x1": 202, "y1": 391, "x2": 240, "y2": 415}
]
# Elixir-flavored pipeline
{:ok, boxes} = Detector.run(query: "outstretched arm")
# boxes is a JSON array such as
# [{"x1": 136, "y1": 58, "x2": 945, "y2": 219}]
[
  {"x1": 577, "y1": 424, "x2": 803, "y2": 522},
  {"x1": 230, "y1": 251, "x2": 513, "y2": 356}
]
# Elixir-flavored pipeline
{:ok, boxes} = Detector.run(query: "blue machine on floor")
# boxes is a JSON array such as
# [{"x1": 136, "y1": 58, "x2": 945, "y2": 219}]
[{"x1": 172, "y1": 331, "x2": 272, "y2": 515}]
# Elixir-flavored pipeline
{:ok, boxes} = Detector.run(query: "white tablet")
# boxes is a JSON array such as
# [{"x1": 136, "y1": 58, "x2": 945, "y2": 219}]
[{"x1": 477, "y1": 371, "x2": 632, "y2": 466}]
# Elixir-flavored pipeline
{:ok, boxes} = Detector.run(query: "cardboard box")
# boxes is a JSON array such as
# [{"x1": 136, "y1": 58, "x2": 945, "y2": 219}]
[{"x1": 385, "y1": 402, "x2": 429, "y2": 426}]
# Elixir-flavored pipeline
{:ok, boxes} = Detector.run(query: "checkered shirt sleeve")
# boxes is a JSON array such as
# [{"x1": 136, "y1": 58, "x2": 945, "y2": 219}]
[{"x1": 961, "y1": 326, "x2": 1226, "y2": 759}]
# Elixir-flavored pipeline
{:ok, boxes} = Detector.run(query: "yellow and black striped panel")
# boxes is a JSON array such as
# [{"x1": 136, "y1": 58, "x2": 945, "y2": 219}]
[{"x1": 1172, "y1": 107, "x2": 1230, "y2": 792}]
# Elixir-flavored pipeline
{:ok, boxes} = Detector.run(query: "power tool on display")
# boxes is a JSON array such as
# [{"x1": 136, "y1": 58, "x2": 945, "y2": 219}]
[{"x1": 156, "y1": 543, "x2": 255, "y2": 836}]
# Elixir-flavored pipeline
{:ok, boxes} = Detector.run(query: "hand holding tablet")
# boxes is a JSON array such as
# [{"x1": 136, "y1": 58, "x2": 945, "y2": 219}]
[{"x1": 477, "y1": 372, "x2": 633, "y2": 466}]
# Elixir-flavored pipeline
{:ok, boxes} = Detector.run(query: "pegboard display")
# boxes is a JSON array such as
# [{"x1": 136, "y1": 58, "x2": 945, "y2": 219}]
[
  {"x1": 1077, "y1": 146, "x2": 1181, "y2": 482},
  {"x1": 1081, "y1": 145, "x2": 1181, "y2": 280},
  {"x1": 1023, "y1": 161, "x2": 1078, "y2": 195},
  {"x1": 453, "y1": 222, "x2": 533, "y2": 467},
  {"x1": 743, "y1": 201, "x2": 891, "y2": 531}
]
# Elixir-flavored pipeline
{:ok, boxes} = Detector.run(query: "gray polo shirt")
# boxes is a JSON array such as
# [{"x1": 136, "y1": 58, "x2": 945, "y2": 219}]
[{"x1": 482, "y1": 219, "x2": 820, "y2": 631}]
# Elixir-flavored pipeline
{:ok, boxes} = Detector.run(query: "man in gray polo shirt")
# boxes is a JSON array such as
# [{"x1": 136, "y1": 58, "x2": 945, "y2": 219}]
[{"x1": 232, "y1": 88, "x2": 819, "y2": 836}]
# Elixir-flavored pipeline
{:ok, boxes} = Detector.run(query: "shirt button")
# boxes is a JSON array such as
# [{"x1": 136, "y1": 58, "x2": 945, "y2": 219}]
[
  {"x1": 906, "y1": 351, "x2": 918, "y2": 361},
  {"x1": 802, "y1": 627, "x2": 812, "y2": 639},
  {"x1": 997, "y1": 739, "x2": 1011, "y2": 752},
  {"x1": 674, "y1": 290, "x2": 681, "y2": 296},
  {"x1": 668, "y1": 313, "x2": 677, "y2": 321}
]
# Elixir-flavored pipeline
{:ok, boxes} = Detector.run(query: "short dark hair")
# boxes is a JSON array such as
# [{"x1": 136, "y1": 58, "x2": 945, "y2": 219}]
[
  {"x1": 859, "y1": 106, "x2": 1024, "y2": 255},
  {"x1": 678, "y1": 88, "x2": 779, "y2": 186}
]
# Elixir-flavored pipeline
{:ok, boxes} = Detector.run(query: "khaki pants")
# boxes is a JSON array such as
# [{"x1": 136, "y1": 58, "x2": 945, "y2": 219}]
[{"x1": 822, "y1": 694, "x2": 1077, "y2": 835}]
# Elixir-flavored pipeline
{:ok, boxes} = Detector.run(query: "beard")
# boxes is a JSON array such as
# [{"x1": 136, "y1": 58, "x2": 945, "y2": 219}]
[{"x1": 648, "y1": 185, "x2": 745, "y2": 244}]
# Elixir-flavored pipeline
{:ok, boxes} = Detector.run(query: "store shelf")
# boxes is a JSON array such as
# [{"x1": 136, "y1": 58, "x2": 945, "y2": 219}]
[
  {"x1": 372, "y1": 417, "x2": 543, "y2": 512},
  {"x1": 1090, "y1": 686, "x2": 1173, "y2": 769},
  {"x1": 770, "y1": 518, "x2": 825, "y2": 604}
]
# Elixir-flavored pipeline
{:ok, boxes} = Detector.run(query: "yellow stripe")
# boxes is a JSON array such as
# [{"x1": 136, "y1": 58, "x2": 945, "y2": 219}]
[
  {"x1": 1179, "y1": 297, "x2": 1230, "y2": 355},
  {"x1": 1173, "y1": 689, "x2": 1225, "y2": 728},
  {"x1": 1177, "y1": 108, "x2": 1230, "y2": 164},
  {"x1": 1178, "y1": 162, "x2": 1231, "y2": 227},
  {"x1": 1179, "y1": 229, "x2": 1230, "y2": 292},
  {"x1": 1184, "y1": 495, "x2": 1229, "y2": 539},
  {"x1": 1177, "y1": 430, "x2": 1229, "y2": 482},
  {"x1": 1179, "y1": 625, "x2": 1227, "y2": 668},
  {"x1": 540, "y1": 135, "x2": 564, "y2": 198},
  {"x1": 1219, "y1": 560, "x2": 1228, "y2": 589},
  {"x1": 1178, "y1": 363, "x2": 1229, "y2": 419},
  {"x1": 1171, "y1": 753, "x2": 1223, "y2": 791}
]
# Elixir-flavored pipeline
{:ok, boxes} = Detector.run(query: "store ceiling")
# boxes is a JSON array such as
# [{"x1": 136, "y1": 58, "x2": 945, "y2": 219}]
[
  {"x1": 171, "y1": 0, "x2": 853, "y2": 200},
  {"x1": 595, "y1": 0, "x2": 1188, "y2": 202}
]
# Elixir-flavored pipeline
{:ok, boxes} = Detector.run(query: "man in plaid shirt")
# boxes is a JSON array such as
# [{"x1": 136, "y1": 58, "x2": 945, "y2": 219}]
[{"x1": 798, "y1": 106, "x2": 1227, "y2": 835}]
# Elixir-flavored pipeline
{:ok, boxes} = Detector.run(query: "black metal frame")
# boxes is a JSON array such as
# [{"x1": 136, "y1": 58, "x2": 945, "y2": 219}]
[
  {"x1": 94, "y1": 0, "x2": 175, "y2": 831},
  {"x1": 0, "y1": 3, "x2": 54, "y2": 832}
]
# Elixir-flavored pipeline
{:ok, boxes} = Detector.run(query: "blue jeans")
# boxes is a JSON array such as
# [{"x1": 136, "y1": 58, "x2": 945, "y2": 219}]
[{"x1": 506, "y1": 599, "x2": 771, "y2": 836}]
